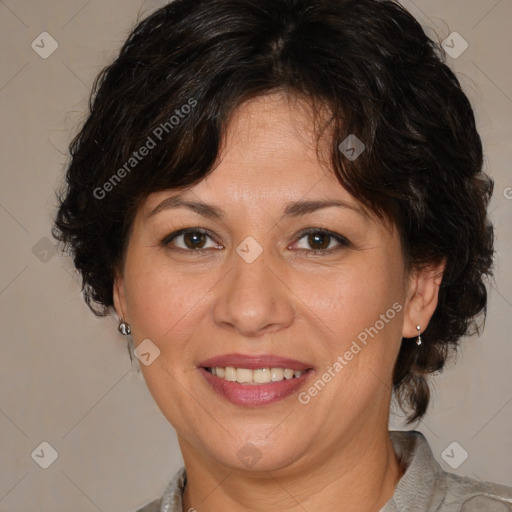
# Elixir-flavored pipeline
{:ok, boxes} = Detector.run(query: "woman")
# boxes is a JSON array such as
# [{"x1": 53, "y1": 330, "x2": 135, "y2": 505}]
[{"x1": 53, "y1": 0, "x2": 512, "y2": 510}]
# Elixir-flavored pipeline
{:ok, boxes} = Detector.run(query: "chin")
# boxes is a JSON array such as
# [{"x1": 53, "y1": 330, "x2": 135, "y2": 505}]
[{"x1": 196, "y1": 430, "x2": 311, "y2": 474}]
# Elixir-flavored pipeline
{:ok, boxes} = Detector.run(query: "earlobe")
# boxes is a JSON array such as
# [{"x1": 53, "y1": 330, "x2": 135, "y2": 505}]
[{"x1": 402, "y1": 259, "x2": 446, "y2": 339}]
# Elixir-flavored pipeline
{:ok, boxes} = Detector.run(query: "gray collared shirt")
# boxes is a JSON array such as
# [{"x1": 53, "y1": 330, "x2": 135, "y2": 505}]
[{"x1": 135, "y1": 430, "x2": 512, "y2": 512}]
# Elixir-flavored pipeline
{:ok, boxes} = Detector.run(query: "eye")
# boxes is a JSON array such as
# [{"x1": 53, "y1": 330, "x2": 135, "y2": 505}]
[
  {"x1": 292, "y1": 228, "x2": 350, "y2": 254},
  {"x1": 162, "y1": 228, "x2": 222, "y2": 252},
  {"x1": 162, "y1": 227, "x2": 350, "y2": 255}
]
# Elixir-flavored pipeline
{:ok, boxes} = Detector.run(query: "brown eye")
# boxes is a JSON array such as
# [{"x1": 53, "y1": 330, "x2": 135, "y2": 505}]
[
  {"x1": 162, "y1": 227, "x2": 350, "y2": 255},
  {"x1": 307, "y1": 232, "x2": 331, "y2": 250},
  {"x1": 182, "y1": 231, "x2": 208, "y2": 249},
  {"x1": 163, "y1": 228, "x2": 221, "y2": 252},
  {"x1": 293, "y1": 228, "x2": 350, "y2": 253}
]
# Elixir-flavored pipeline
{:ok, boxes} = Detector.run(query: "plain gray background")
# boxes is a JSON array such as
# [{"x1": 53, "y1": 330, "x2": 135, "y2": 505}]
[{"x1": 0, "y1": 0, "x2": 511, "y2": 510}]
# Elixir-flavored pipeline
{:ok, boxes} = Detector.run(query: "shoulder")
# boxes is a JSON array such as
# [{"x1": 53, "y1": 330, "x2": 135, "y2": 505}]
[
  {"x1": 441, "y1": 471, "x2": 512, "y2": 511},
  {"x1": 386, "y1": 430, "x2": 512, "y2": 512}
]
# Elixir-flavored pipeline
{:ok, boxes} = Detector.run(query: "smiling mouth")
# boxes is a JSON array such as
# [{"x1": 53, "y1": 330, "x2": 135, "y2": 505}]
[{"x1": 204, "y1": 366, "x2": 309, "y2": 385}]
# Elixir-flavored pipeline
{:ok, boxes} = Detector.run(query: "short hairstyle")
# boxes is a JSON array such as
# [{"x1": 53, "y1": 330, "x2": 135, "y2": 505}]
[{"x1": 53, "y1": 0, "x2": 494, "y2": 423}]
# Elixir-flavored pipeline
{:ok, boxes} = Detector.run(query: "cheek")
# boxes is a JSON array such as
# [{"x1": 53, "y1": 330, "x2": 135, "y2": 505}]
[
  {"x1": 312, "y1": 259, "x2": 404, "y2": 345},
  {"x1": 123, "y1": 256, "x2": 219, "y2": 343},
  {"x1": 308, "y1": 268, "x2": 404, "y2": 404}
]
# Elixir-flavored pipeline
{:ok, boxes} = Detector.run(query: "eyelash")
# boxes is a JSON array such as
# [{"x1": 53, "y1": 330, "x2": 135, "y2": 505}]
[{"x1": 161, "y1": 227, "x2": 351, "y2": 256}]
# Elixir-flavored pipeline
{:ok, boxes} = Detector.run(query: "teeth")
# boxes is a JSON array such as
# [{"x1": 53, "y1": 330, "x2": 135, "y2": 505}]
[
  {"x1": 253, "y1": 368, "x2": 271, "y2": 383},
  {"x1": 284, "y1": 369, "x2": 294, "y2": 379},
  {"x1": 271, "y1": 368, "x2": 284, "y2": 381},
  {"x1": 236, "y1": 368, "x2": 253, "y2": 383},
  {"x1": 207, "y1": 366, "x2": 306, "y2": 384},
  {"x1": 225, "y1": 367, "x2": 237, "y2": 381}
]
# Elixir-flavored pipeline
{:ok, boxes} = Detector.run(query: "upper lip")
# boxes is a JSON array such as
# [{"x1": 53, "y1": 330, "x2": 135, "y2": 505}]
[{"x1": 198, "y1": 353, "x2": 313, "y2": 371}]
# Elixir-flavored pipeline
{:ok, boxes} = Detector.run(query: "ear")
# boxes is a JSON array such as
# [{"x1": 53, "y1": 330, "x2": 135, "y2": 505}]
[
  {"x1": 402, "y1": 258, "x2": 446, "y2": 338},
  {"x1": 113, "y1": 268, "x2": 128, "y2": 322}
]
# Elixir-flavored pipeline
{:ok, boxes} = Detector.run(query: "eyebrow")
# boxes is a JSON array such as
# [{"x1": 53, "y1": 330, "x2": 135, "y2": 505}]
[{"x1": 147, "y1": 195, "x2": 366, "y2": 220}]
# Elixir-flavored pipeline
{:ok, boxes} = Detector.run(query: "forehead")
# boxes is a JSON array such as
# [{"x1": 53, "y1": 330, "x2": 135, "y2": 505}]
[
  {"x1": 143, "y1": 92, "x2": 358, "y2": 213},
  {"x1": 219, "y1": 92, "x2": 330, "y2": 167}
]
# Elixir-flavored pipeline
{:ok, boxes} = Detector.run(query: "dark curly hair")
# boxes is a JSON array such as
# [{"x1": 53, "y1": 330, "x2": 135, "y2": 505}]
[{"x1": 53, "y1": 0, "x2": 494, "y2": 423}]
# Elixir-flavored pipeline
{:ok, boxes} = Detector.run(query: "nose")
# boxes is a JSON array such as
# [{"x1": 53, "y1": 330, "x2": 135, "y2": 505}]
[{"x1": 212, "y1": 243, "x2": 296, "y2": 338}]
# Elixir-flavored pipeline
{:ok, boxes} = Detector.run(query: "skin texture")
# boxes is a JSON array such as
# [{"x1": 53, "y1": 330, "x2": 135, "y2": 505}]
[{"x1": 114, "y1": 92, "x2": 444, "y2": 512}]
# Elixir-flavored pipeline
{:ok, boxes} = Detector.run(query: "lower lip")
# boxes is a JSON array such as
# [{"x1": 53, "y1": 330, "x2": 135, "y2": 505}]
[{"x1": 199, "y1": 368, "x2": 312, "y2": 406}]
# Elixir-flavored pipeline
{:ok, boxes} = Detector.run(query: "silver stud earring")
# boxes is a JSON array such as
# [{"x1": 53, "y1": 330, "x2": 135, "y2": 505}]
[
  {"x1": 416, "y1": 325, "x2": 422, "y2": 346},
  {"x1": 118, "y1": 320, "x2": 131, "y2": 335}
]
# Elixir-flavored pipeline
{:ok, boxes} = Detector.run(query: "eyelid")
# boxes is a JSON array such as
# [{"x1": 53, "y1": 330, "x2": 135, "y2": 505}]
[
  {"x1": 161, "y1": 227, "x2": 351, "y2": 254},
  {"x1": 292, "y1": 227, "x2": 351, "y2": 251},
  {"x1": 161, "y1": 227, "x2": 221, "y2": 249}
]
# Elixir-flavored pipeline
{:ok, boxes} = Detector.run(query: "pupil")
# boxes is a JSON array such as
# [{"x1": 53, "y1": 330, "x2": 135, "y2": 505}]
[
  {"x1": 186, "y1": 232, "x2": 205, "y2": 249},
  {"x1": 310, "y1": 233, "x2": 328, "y2": 250},
  {"x1": 183, "y1": 232, "x2": 330, "y2": 250}
]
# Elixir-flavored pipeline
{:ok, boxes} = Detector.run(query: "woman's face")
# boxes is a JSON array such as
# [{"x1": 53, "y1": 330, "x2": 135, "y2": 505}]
[{"x1": 114, "y1": 93, "x2": 423, "y2": 474}]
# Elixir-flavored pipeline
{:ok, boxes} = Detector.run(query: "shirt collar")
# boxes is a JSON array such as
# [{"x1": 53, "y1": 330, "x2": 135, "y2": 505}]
[{"x1": 380, "y1": 430, "x2": 446, "y2": 512}]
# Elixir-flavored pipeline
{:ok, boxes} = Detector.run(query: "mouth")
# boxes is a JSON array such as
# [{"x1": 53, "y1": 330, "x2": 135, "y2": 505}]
[
  {"x1": 203, "y1": 366, "x2": 306, "y2": 384},
  {"x1": 197, "y1": 353, "x2": 314, "y2": 406}
]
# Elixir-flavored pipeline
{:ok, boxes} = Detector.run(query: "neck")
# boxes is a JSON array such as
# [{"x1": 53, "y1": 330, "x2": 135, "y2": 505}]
[{"x1": 180, "y1": 429, "x2": 404, "y2": 512}]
